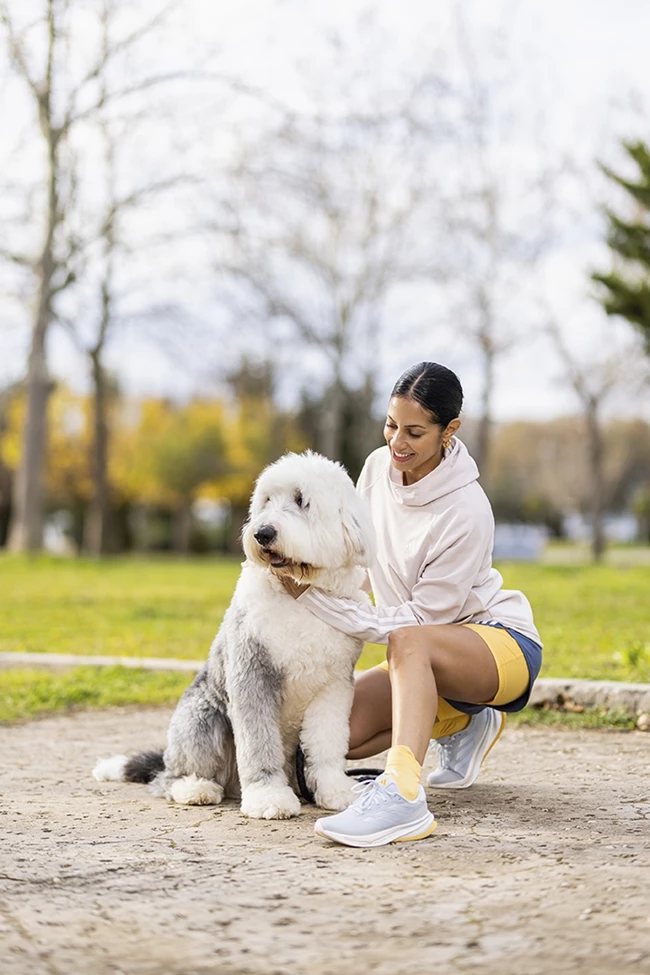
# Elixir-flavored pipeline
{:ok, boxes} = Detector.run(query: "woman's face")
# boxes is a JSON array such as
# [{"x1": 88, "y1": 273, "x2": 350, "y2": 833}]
[{"x1": 383, "y1": 396, "x2": 455, "y2": 484}]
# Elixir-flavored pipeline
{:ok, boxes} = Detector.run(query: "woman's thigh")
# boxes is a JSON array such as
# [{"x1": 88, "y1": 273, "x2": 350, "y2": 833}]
[
  {"x1": 348, "y1": 624, "x2": 504, "y2": 750},
  {"x1": 348, "y1": 665, "x2": 393, "y2": 750},
  {"x1": 388, "y1": 623, "x2": 499, "y2": 705}
]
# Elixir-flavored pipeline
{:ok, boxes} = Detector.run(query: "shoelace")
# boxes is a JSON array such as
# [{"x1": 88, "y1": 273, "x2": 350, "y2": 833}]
[
  {"x1": 350, "y1": 779, "x2": 394, "y2": 813},
  {"x1": 435, "y1": 732, "x2": 460, "y2": 768}
]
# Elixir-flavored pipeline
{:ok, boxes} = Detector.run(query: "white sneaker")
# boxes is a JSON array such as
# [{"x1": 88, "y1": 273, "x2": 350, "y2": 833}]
[
  {"x1": 427, "y1": 708, "x2": 506, "y2": 789},
  {"x1": 314, "y1": 778, "x2": 436, "y2": 848}
]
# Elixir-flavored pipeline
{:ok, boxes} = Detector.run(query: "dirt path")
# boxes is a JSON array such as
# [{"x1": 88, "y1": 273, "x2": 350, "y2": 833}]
[{"x1": 1, "y1": 709, "x2": 649, "y2": 975}]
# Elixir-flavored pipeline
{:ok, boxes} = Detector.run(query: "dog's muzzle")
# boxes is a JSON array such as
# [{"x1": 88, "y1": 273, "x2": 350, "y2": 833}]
[
  {"x1": 253, "y1": 524, "x2": 289, "y2": 567},
  {"x1": 253, "y1": 525, "x2": 277, "y2": 546}
]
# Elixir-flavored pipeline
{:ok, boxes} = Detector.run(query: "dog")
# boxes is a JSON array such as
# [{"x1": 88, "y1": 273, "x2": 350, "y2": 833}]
[{"x1": 93, "y1": 451, "x2": 375, "y2": 819}]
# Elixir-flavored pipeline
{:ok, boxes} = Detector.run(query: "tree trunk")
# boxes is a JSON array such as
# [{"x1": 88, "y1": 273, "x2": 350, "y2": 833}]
[
  {"x1": 84, "y1": 85, "x2": 117, "y2": 556},
  {"x1": 173, "y1": 499, "x2": 193, "y2": 554},
  {"x1": 320, "y1": 364, "x2": 346, "y2": 462},
  {"x1": 585, "y1": 403, "x2": 606, "y2": 563},
  {"x1": 226, "y1": 503, "x2": 248, "y2": 555},
  {"x1": 7, "y1": 319, "x2": 51, "y2": 552},
  {"x1": 7, "y1": 2, "x2": 59, "y2": 553},
  {"x1": 84, "y1": 348, "x2": 110, "y2": 556},
  {"x1": 475, "y1": 337, "x2": 495, "y2": 482}
]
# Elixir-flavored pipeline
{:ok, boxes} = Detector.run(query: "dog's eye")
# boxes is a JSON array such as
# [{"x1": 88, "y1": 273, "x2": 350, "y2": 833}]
[{"x1": 294, "y1": 490, "x2": 308, "y2": 509}]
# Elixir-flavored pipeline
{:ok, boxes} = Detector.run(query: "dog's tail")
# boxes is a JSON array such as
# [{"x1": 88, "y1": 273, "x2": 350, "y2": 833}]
[{"x1": 93, "y1": 750, "x2": 165, "y2": 784}]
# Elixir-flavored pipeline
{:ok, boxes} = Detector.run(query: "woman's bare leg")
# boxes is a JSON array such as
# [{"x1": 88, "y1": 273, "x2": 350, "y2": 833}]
[
  {"x1": 346, "y1": 666, "x2": 393, "y2": 759},
  {"x1": 346, "y1": 625, "x2": 499, "y2": 763},
  {"x1": 314, "y1": 627, "x2": 502, "y2": 846},
  {"x1": 348, "y1": 730, "x2": 392, "y2": 761},
  {"x1": 387, "y1": 624, "x2": 499, "y2": 764}
]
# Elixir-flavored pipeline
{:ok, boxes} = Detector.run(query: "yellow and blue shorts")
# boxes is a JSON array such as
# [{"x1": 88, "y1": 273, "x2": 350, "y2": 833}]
[{"x1": 378, "y1": 622, "x2": 542, "y2": 729}]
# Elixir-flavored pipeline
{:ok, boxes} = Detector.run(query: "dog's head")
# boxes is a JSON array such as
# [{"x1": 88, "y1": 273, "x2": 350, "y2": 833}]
[{"x1": 242, "y1": 451, "x2": 376, "y2": 583}]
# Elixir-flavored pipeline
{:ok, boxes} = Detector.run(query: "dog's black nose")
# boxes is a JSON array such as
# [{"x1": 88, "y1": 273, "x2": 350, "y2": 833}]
[{"x1": 253, "y1": 525, "x2": 277, "y2": 546}]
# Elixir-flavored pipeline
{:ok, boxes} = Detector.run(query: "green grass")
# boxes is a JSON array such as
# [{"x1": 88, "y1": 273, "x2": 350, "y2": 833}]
[
  {"x1": 508, "y1": 705, "x2": 637, "y2": 730},
  {"x1": 499, "y1": 561, "x2": 650, "y2": 683},
  {"x1": 1, "y1": 552, "x2": 649, "y2": 723},
  {"x1": 0, "y1": 666, "x2": 192, "y2": 724},
  {"x1": 0, "y1": 554, "x2": 239, "y2": 659}
]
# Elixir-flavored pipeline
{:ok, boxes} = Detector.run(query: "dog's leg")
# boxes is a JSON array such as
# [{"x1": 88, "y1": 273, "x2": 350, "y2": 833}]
[
  {"x1": 159, "y1": 668, "x2": 235, "y2": 805},
  {"x1": 228, "y1": 639, "x2": 301, "y2": 820},
  {"x1": 301, "y1": 678, "x2": 356, "y2": 811}
]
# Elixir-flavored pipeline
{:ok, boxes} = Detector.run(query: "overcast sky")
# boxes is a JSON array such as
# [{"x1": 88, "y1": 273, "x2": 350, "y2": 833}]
[{"x1": 2, "y1": 0, "x2": 650, "y2": 421}]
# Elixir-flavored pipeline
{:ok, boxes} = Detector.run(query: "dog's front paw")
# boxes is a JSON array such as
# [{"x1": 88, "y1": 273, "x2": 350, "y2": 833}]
[
  {"x1": 313, "y1": 769, "x2": 356, "y2": 811},
  {"x1": 169, "y1": 775, "x2": 224, "y2": 806},
  {"x1": 240, "y1": 783, "x2": 301, "y2": 820}
]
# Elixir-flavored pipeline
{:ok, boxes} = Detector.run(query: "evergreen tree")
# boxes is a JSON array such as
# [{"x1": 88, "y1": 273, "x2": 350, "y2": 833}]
[{"x1": 593, "y1": 141, "x2": 650, "y2": 355}]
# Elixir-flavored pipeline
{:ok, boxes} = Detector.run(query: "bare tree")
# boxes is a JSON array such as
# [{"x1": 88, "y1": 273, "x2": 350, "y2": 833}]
[
  {"x1": 74, "y1": 3, "x2": 197, "y2": 555},
  {"x1": 1, "y1": 0, "x2": 66, "y2": 550},
  {"x1": 0, "y1": 0, "x2": 183, "y2": 551},
  {"x1": 80, "y1": 188, "x2": 200, "y2": 555},
  {"x1": 543, "y1": 309, "x2": 642, "y2": 562},
  {"x1": 436, "y1": 7, "x2": 560, "y2": 480},
  {"x1": 211, "y1": 66, "x2": 446, "y2": 463},
  {"x1": 84, "y1": 107, "x2": 116, "y2": 557}
]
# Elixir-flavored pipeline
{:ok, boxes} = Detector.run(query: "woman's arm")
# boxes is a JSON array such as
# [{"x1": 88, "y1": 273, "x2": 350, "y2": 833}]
[
  {"x1": 297, "y1": 586, "x2": 419, "y2": 644},
  {"x1": 296, "y1": 512, "x2": 491, "y2": 644}
]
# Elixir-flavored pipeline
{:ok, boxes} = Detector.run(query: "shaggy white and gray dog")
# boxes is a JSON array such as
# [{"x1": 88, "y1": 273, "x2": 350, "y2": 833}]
[{"x1": 93, "y1": 451, "x2": 375, "y2": 819}]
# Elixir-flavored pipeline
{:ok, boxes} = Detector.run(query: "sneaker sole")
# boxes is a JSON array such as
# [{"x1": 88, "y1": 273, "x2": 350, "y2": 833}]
[
  {"x1": 314, "y1": 812, "x2": 436, "y2": 849},
  {"x1": 427, "y1": 711, "x2": 507, "y2": 790}
]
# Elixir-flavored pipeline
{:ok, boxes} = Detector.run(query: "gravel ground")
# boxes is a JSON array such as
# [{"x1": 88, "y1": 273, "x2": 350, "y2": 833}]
[{"x1": 1, "y1": 707, "x2": 649, "y2": 975}]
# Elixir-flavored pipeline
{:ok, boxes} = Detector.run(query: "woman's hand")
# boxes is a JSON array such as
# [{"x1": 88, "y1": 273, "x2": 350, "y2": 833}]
[{"x1": 280, "y1": 576, "x2": 311, "y2": 599}]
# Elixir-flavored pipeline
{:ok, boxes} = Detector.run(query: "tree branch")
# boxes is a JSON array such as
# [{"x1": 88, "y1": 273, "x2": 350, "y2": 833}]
[
  {"x1": 0, "y1": 1, "x2": 41, "y2": 101},
  {"x1": 62, "y1": 70, "x2": 194, "y2": 132},
  {"x1": 61, "y1": 0, "x2": 178, "y2": 123},
  {"x1": 0, "y1": 245, "x2": 34, "y2": 269}
]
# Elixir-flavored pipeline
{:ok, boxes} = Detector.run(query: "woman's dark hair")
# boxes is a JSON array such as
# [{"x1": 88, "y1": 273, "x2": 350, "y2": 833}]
[{"x1": 391, "y1": 362, "x2": 463, "y2": 428}]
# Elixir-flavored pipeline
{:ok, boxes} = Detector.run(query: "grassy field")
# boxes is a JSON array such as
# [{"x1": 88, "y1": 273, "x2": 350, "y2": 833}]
[{"x1": 1, "y1": 550, "x2": 649, "y2": 723}]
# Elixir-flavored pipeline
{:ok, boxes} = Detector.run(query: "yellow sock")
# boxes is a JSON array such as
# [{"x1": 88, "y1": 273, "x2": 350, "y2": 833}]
[{"x1": 380, "y1": 745, "x2": 421, "y2": 801}]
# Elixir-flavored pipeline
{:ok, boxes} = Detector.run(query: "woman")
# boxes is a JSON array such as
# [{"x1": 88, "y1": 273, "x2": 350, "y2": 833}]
[{"x1": 289, "y1": 361, "x2": 542, "y2": 848}]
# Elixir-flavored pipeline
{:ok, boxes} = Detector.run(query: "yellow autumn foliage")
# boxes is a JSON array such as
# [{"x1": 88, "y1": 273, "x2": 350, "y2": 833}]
[
  {"x1": 111, "y1": 398, "x2": 229, "y2": 507},
  {"x1": 1, "y1": 387, "x2": 94, "y2": 504},
  {"x1": 0, "y1": 385, "x2": 306, "y2": 511}
]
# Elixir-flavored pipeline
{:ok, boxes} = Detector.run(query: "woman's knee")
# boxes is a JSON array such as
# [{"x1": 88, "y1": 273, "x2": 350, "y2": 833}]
[{"x1": 387, "y1": 626, "x2": 429, "y2": 667}]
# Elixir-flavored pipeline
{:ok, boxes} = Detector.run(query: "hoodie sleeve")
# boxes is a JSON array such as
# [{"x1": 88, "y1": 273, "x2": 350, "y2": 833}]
[{"x1": 297, "y1": 506, "x2": 491, "y2": 644}]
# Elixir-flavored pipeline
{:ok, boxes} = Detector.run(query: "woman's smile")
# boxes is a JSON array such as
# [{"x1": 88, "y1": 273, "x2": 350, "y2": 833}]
[{"x1": 391, "y1": 448, "x2": 415, "y2": 463}]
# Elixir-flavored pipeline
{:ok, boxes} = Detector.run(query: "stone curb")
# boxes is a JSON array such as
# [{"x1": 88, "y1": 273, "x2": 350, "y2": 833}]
[
  {"x1": 2, "y1": 652, "x2": 650, "y2": 718},
  {"x1": 529, "y1": 678, "x2": 650, "y2": 717},
  {"x1": 0, "y1": 652, "x2": 202, "y2": 673}
]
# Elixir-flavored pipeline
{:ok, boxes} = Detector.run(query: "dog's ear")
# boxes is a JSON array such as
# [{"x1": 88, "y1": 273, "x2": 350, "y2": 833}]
[{"x1": 341, "y1": 498, "x2": 376, "y2": 567}]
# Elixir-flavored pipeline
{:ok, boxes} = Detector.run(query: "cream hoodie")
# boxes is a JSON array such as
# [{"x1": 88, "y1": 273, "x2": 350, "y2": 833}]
[{"x1": 298, "y1": 438, "x2": 542, "y2": 646}]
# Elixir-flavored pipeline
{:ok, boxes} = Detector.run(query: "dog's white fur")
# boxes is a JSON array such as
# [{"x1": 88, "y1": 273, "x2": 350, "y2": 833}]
[{"x1": 94, "y1": 451, "x2": 375, "y2": 819}]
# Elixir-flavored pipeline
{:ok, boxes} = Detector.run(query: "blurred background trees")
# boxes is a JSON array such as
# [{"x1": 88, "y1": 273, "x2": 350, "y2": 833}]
[
  {"x1": 0, "y1": 0, "x2": 191, "y2": 551},
  {"x1": 2, "y1": 379, "x2": 649, "y2": 554},
  {"x1": 1, "y1": 0, "x2": 650, "y2": 560},
  {"x1": 210, "y1": 45, "x2": 444, "y2": 470}
]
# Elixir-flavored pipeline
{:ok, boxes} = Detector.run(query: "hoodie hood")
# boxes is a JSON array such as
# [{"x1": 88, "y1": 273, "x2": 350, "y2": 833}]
[{"x1": 386, "y1": 437, "x2": 479, "y2": 506}]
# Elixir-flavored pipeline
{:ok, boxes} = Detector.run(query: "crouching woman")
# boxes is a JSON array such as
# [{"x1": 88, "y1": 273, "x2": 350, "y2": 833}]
[{"x1": 286, "y1": 361, "x2": 542, "y2": 848}]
